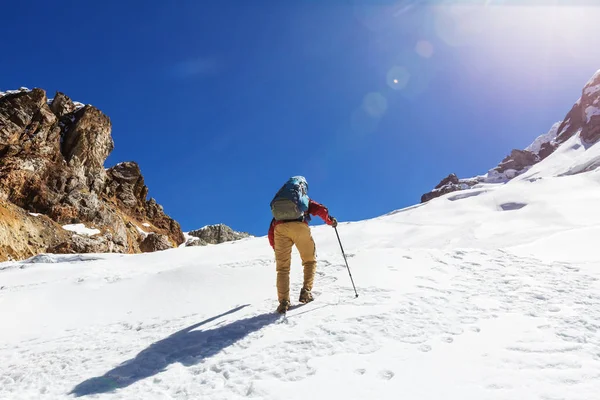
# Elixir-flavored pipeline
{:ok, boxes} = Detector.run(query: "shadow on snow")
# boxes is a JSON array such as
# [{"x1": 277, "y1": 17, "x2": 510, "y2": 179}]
[{"x1": 70, "y1": 304, "x2": 279, "y2": 397}]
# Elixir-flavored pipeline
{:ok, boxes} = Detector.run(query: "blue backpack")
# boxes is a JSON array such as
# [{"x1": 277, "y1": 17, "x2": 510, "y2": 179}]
[{"x1": 270, "y1": 176, "x2": 310, "y2": 221}]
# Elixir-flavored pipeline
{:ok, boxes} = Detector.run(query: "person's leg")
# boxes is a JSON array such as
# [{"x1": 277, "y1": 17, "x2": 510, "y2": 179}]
[
  {"x1": 290, "y1": 222, "x2": 317, "y2": 294},
  {"x1": 274, "y1": 224, "x2": 294, "y2": 303}
]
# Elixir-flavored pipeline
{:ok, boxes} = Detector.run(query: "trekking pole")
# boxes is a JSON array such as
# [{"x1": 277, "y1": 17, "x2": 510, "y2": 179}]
[{"x1": 334, "y1": 226, "x2": 358, "y2": 298}]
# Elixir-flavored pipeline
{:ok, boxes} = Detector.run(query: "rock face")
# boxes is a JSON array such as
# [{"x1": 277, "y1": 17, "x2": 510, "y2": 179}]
[
  {"x1": 421, "y1": 70, "x2": 600, "y2": 203},
  {"x1": 556, "y1": 71, "x2": 600, "y2": 144},
  {"x1": 140, "y1": 234, "x2": 172, "y2": 253},
  {"x1": 494, "y1": 149, "x2": 538, "y2": 174},
  {"x1": 0, "y1": 88, "x2": 184, "y2": 261},
  {"x1": 421, "y1": 174, "x2": 480, "y2": 204},
  {"x1": 105, "y1": 162, "x2": 184, "y2": 245},
  {"x1": 186, "y1": 224, "x2": 252, "y2": 246}
]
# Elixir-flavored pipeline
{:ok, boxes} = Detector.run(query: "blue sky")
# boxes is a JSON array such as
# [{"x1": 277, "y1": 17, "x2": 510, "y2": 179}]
[{"x1": 2, "y1": 1, "x2": 600, "y2": 236}]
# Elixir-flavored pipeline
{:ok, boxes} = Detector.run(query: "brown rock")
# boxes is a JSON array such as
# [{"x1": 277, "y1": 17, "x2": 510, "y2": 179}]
[
  {"x1": 187, "y1": 224, "x2": 251, "y2": 245},
  {"x1": 185, "y1": 237, "x2": 209, "y2": 247},
  {"x1": 581, "y1": 115, "x2": 600, "y2": 143},
  {"x1": 557, "y1": 71, "x2": 600, "y2": 145},
  {"x1": 494, "y1": 149, "x2": 538, "y2": 173},
  {"x1": 0, "y1": 198, "x2": 71, "y2": 261},
  {"x1": 49, "y1": 92, "x2": 77, "y2": 118},
  {"x1": 434, "y1": 173, "x2": 459, "y2": 189},
  {"x1": 140, "y1": 233, "x2": 173, "y2": 253},
  {"x1": 61, "y1": 105, "x2": 113, "y2": 176},
  {"x1": 421, "y1": 185, "x2": 460, "y2": 203},
  {"x1": 105, "y1": 162, "x2": 184, "y2": 246},
  {"x1": 538, "y1": 142, "x2": 557, "y2": 160},
  {"x1": 0, "y1": 88, "x2": 184, "y2": 261},
  {"x1": 0, "y1": 89, "x2": 61, "y2": 159}
]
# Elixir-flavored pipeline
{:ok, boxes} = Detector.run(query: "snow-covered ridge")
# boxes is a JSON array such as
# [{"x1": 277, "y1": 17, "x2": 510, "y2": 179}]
[
  {"x1": 525, "y1": 122, "x2": 561, "y2": 154},
  {"x1": 423, "y1": 69, "x2": 600, "y2": 203},
  {"x1": 0, "y1": 87, "x2": 30, "y2": 98}
]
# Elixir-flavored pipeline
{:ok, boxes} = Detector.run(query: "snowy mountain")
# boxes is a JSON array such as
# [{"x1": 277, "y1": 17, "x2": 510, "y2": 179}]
[
  {"x1": 421, "y1": 70, "x2": 600, "y2": 202},
  {"x1": 3, "y1": 72, "x2": 600, "y2": 399}
]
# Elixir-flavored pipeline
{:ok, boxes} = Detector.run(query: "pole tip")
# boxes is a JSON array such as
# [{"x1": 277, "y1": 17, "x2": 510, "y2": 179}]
[{"x1": 355, "y1": 294, "x2": 359, "y2": 298}]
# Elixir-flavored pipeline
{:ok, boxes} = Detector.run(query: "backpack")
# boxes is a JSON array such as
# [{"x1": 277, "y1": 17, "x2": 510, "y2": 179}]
[{"x1": 270, "y1": 176, "x2": 310, "y2": 221}]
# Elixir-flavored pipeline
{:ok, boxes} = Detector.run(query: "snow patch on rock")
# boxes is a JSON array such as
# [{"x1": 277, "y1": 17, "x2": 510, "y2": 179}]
[
  {"x1": 585, "y1": 105, "x2": 600, "y2": 123},
  {"x1": 525, "y1": 122, "x2": 561, "y2": 154},
  {"x1": 62, "y1": 224, "x2": 101, "y2": 237}
]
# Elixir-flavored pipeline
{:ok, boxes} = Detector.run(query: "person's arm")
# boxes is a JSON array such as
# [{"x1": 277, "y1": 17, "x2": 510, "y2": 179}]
[
  {"x1": 268, "y1": 219, "x2": 275, "y2": 248},
  {"x1": 308, "y1": 199, "x2": 337, "y2": 226}
]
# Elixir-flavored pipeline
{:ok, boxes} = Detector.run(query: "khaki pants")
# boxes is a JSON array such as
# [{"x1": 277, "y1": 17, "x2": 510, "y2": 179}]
[{"x1": 274, "y1": 221, "x2": 317, "y2": 302}]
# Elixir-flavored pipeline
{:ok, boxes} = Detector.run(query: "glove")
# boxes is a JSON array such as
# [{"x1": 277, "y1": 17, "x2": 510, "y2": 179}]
[{"x1": 329, "y1": 217, "x2": 338, "y2": 228}]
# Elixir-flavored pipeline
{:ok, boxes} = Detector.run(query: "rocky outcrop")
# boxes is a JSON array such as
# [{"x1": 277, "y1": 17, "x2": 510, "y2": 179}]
[
  {"x1": 140, "y1": 234, "x2": 172, "y2": 253},
  {"x1": 494, "y1": 149, "x2": 538, "y2": 174},
  {"x1": 186, "y1": 224, "x2": 252, "y2": 246},
  {"x1": 421, "y1": 69, "x2": 600, "y2": 203},
  {"x1": 0, "y1": 198, "x2": 70, "y2": 261},
  {"x1": 105, "y1": 162, "x2": 184, "y2": 245},
  {"x1": 556, "y1": 71, "x2": 600, "y2": 144},
  {"x1": 0, "y1": 88, "x2": 184, "y2": 261},
  {"x1": 185, "y1": 237, "x2": 209, "y2": 247},
  {"x1": 421, "y1": 174, "x2": 480, "y2": 203}
]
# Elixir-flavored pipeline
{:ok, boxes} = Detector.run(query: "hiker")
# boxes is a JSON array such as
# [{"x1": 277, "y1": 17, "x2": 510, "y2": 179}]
[{"x1": 268, "y1": 176, "x2": 337, "y2": 314}]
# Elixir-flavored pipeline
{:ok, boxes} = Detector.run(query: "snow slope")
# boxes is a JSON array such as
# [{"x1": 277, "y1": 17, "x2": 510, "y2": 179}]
[{"x1": 2, "y1": 132, "x2": 600, "y2": 399}]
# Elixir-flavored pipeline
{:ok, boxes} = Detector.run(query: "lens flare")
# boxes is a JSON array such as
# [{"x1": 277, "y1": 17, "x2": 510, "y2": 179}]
[{"x1": 387, "y1": 66, "x2": 411, "y2": 90}]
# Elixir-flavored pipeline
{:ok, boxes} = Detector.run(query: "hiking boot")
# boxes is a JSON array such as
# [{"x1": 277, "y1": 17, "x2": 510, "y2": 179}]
[
  {"x1": 299, "y1": 288, "x2": 314, "y2": 303},
  {"x1": 276, "y1": 300, "x2": 290, "y2": 314}
]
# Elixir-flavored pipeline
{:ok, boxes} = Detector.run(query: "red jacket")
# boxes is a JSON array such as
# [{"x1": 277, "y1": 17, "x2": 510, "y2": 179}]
[{"x1": 268, "y1": 199, "x2": 334, "y2": 248}]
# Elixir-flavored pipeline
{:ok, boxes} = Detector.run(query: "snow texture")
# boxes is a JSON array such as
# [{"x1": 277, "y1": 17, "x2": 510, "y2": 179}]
[
  {"x1": 3, "y1": 131, "x2": 600, "y2": 399},
  {"x1": 62, "y1": 223, "x2": 101, "y2": 236}
]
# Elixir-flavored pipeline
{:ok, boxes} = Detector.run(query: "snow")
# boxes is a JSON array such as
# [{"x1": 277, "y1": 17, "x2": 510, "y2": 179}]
[
  {"x1": 584, "y1": 83, "x2": 600, "y2": 97},
  {"x1": 3, "y1": 135, "x2": 600, "y2": 399},
  {"x1": 525, "y1": 122, "x2": 561, "y2": 154},
  {"x1": 135, "y1": 224, "x2": 149, "y2": 237},
  {"x1": 585, "y1": 105, "x2": 600, "y2": 122},
  {"x1": 28, "y1": 212, "x2": 41, "y2": 217},
  {"x1": 142, "y1": 223, "x2": 151, "y2": 228},
  {"x1": 62, "y1": 223, "x2": 101, "y2": 236}
]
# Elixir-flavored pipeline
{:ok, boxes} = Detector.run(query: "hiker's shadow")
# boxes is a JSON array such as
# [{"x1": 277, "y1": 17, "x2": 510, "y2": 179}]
[{"x1": 70, "y1": 305, "x2": 279, "y2": 397}]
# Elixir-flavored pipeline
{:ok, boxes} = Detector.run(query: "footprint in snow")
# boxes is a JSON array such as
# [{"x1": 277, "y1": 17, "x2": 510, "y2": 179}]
[
  {"x1": 355, "y1": 369, "x2": 366, "y2": 375},
  {"x1": 418, "y1": 344, "x2": 432, "y2": 352},
  {"x1": 379, "y1": 370, "x2": 395, "y2": 380}
]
